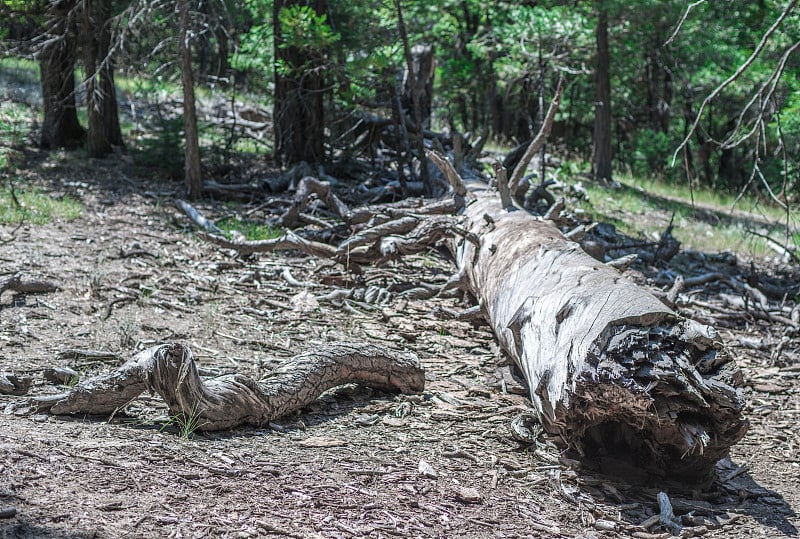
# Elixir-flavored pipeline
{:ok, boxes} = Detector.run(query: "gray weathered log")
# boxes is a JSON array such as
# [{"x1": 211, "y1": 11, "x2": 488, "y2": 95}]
[
  {"x1": 28, "y1": 342, "x2": 424, "y2": 431},
  {"x1": 453, "y1": 178, "x2": 748, "y2": 481}
]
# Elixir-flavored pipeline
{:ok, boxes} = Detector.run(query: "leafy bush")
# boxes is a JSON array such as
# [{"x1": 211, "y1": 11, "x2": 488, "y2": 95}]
[{"x1": 628, "y1": 128, "x2": 672, "y2": 178}]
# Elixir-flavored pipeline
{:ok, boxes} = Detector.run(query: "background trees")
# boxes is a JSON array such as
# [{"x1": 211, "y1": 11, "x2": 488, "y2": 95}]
[{"x1": 1, "y1": 0, "x2": 798, "y2": 203}]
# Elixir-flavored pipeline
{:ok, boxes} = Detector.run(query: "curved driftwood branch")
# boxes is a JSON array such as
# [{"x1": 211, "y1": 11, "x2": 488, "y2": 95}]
[{"x1": 29, "y1": 342, "x2": 424, "y2": 431}]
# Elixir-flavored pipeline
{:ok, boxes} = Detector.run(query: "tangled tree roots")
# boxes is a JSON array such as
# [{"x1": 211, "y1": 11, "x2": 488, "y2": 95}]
[{"x1": 27, "y1": 342, "x2": 424, "y2": 431}]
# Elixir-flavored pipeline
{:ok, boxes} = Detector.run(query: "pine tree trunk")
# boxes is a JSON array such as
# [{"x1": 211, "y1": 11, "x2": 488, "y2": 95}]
[
  {"x1": 40, "y1": 0, "x2": 85, "y2": 150},
  {"x1": 178, "y1": 0, "x2": 202, "y2": 199},
  {"x1": 591, "y1": 8, "x2": 613, "y2": 182},
  {"x1": 83, "y1": 0, "x2": 122, "y2": 158},
  {"x1": 273, "y1": 0, "x2": 326, "y2": 166}
]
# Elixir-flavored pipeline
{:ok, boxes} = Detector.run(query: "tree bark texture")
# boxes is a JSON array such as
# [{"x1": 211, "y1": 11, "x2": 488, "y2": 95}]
[
  {"x1": 401, "y1": 44, "x2": 435, "y2": 129},
  {"x1": 82, "y1": 0, "x2": 123, "y2": 158},
  {"x1": 39, "y1": 0, "x2": 85, "y2": 150},
  {"x1": 178, "y1": 0, "x2": 202, "y2": 199},
  {"x1": 30, "y1": 343, "x2": 424, "y2": 431},
  {"x1": 454, "y1": 180, "x2": 747, "y2": 481},
  {"x1": 273, "y1": 0, "x2": 326, "y2": 165},
  {"x1": 591, "y1": 8, "x2": 613, "y2": 182}
]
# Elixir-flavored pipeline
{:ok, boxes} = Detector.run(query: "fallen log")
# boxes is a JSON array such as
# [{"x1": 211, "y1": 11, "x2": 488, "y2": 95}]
[
  {"x1": 453, "y1": 178, "x2": 748, "y2": 481},
  {"x1": 23, "y1": 342, "x2": 424, "y2": 431},
  {"x1": 186, "y1": 163, "x2": 747, "y2": 480}
]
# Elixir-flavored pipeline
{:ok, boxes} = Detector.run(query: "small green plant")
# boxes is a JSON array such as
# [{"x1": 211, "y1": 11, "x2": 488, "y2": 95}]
[
  {"x1": 131, "y1": 115, "x2": 184, "y2": 174},
  {"x1": 160, "y1": 403, "x2": 204, "y2": 439},
  {"x1": 216, "y1": 216, "x2": 282, "y2": 241}
]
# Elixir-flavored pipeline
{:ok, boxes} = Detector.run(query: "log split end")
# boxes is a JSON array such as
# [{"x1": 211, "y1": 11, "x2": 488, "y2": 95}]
[{"x1": 541, "y1": 320, "x2": 748, "y2": 484}]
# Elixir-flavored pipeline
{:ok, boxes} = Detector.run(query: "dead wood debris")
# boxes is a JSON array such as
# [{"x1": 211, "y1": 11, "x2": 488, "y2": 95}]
[
  {"x1": 20, "y1": 342, "x2": 424, "y2": 431},
  {"x1": 0, "y1": 373, "x2": 30, "y2": 396},
  {"x1": 0, "y1": 272, "x2": 59, "y2": 298}
]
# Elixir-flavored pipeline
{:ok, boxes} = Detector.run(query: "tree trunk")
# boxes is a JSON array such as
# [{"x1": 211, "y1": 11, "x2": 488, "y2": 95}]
[
  {"x1": 178, "y1": 0, "x2": 202, "y2": 199},
  {"x1": 453, "y1": 182, "x2": 748, "y2": 482},
  {"x1": 394, "y1": 0, "x2": 431, "y2": 195},
  {"x1": 591, "y1": 8, "x2": 613, "y2": 182},
  {"x1": 82, "y1": 0, "x2": 123, "y2": 158},
  {"x1": 273, "y1": 0, "x2": 326, "y2": 166},
  {"x1": 39, "y1": 0, "x2": 85, "y2": 150},
  {"x1": 401, "y1": 44, "x2": 435, "y2": 130}
]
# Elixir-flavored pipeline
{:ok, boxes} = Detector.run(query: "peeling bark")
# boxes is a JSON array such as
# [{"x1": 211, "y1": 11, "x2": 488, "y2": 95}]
[
  {"x1": 29, "y1": 342, "x2": 424, "y2": 431},
  {"x1": 454, "y1": 180, "x2": 748, "y2": 481}
]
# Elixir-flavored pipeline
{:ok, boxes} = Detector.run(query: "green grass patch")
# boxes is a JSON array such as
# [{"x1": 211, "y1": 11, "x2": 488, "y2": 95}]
[
  {"x1": 620, "y1": 172, "x2": 791, "y2": 223},
  {"x1": 0, "y1": 186, "x2": 83, "y2": 224},
  {"x1": 565, "y1": 170, "x2": 794, "y2": 259},
  {"x1": 216, "y1": 216, "x2": 282, "y2": 241},
  {"x1": 0, "y1": 57, "x2": 38, "y2": 71}
]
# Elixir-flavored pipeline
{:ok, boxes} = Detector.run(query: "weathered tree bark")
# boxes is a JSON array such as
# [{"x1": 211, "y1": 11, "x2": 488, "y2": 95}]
[
  {"x1": 82, "y1": 0, "x2": 123, "y2": 158},
  {"x1": 178, "y1": 0, "x2": 202, "y2": 199},
  {"x1": 29, "y1": 342, "x2": 424, "y2": 431},
  {"x1": 401, "y1": 44, "x2": 435, "y2": 129},
  {"x1": 591, "y1": 8, "x2": 613, "y2": 182},
  {"x1": 39, "y1": 0, "x2": 85, "y2": 150},
  {"x1": 273, "y1": 0, "x2": 327, "y2": 165},
  {"x1": 453, "y1": 179, "x2": 748, "y2": 481}
]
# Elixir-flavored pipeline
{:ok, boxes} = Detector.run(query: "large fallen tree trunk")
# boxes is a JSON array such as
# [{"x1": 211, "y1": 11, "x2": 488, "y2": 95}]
[
  {"x1": 454, "y1": 179, "x2": 748, "y2": 481},
  {"x1": 177, "y1": 157, "x2": 747, "y2": 480}
]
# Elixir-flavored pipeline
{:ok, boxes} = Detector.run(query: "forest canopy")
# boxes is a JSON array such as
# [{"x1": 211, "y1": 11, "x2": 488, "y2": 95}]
[{"x1": 0, "y1": 0, "x2": 798, "y2": 203}]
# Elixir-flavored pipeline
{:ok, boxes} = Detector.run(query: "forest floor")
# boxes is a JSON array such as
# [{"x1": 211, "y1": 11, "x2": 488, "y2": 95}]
[{"x1": 1, "y1": 149, "x2": 799, "y2": 539}]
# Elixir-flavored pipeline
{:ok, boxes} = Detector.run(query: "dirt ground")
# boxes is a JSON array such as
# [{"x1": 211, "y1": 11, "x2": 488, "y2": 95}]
[{"x1": 1, "y1": 152, "x2": 799, "y2": 538}]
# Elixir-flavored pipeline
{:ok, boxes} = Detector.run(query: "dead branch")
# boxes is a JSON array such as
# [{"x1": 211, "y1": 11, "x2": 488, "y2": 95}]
[
  {"x1": 491, "y1": 162, "x2": 512, "y2": 210},
  {"x1": 26, "y1": 342, "x2": 424, "y2": 431},
  {"x1": 0, "y1": 272, "x2": 59, "y2": 297},
  {"x1": 664, "y1": 0, "x2": 707, "y2": 46},
  {"x1": 508, "y1": 78, "x2": 563, "y2": 196},
  {"x1": 174, "y1": 199, "x2": 224, "y2": 234},
  {"x1": 426, "y1": 150, "x2": 467, "y2": 197},
  {"x1": 671, "y1": 0, "x2": 798, "y2": 165},
  {"x1": 279, "y1": 176, "x2": 351, "y2": 228},
  {"x1": 199, "y1": 229, "x2": 338, "y2": 260}
]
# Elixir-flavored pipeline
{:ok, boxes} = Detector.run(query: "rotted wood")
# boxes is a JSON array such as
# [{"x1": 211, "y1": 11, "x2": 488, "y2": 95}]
[
  {"x1": 453, "y1": 178, "x2": 748, "y2": 481},
  {"x1": 25, "y1": 342, "x2": 424, "y2": 431}
]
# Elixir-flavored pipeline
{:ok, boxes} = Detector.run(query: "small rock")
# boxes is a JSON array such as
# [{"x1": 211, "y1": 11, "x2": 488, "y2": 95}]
[
  {"x1": 455, "y1": 486, "x2": 482, "y2": 504},
  {"x1": 0, "y1": 506, "x2": 17, "y2": 519},
  {"x1": 593, "y1": 519, "x2": 617, "y2": 532},
  {"x1": 418, "y1": 459, "x2": 437, "y2": 479}
]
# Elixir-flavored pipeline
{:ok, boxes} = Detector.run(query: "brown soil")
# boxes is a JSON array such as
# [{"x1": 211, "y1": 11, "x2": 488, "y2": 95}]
[{"x1": 1, "y1": 151, "x2": 798, "y2": 538}]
